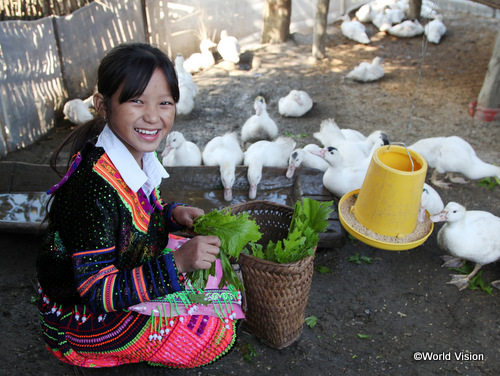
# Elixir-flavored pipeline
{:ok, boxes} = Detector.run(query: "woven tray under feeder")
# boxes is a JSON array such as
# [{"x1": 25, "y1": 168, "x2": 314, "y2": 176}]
[{"x1": 231, "y1": 200, "x2": 315, "y2": 349}]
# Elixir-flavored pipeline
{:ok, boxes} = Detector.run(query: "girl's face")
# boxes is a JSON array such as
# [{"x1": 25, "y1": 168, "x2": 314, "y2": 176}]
[{"x1": 99, "y1": 68, "x2": 176, "y2": 166}]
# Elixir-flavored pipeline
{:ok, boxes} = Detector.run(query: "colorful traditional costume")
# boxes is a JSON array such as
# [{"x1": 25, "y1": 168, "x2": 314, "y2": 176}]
[{"x1": 36, "y1": 126, "x2": 238, "y2": 368}]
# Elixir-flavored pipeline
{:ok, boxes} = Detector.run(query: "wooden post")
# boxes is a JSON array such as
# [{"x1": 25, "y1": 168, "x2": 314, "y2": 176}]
[
  {"x1": 312, "y1": 0, "x2": 329, "y2": 59},
  {"x1": 261, "y1": 0, "x2": 292, "y2": 44},
  {"x1": 407, "y1": 0, "x2": 422, "y2": 20},
  {"x1": 474, "y1": 30, "x2": 500, "y2": 121}
]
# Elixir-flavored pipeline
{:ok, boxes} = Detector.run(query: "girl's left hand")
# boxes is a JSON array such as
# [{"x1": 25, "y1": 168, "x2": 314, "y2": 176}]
[{"x1": 172, "y1": 205, "x2": 204, "y2": 229}]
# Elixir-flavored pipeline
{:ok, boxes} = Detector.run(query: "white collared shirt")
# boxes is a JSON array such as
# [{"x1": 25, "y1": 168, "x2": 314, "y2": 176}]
[{"x1": 96, "y1": 125, "x2": 169, "y2": 197}]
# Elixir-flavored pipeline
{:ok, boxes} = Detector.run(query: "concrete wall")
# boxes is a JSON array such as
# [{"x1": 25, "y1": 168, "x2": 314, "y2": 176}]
[{"x1": 0, "y1": 17, "x2": 64, "y2": 157}]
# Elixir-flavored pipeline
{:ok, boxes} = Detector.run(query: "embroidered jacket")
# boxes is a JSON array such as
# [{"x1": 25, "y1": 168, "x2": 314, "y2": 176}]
[{"x1": 37, "y1": 141, "x2": 185, "y2": 314}]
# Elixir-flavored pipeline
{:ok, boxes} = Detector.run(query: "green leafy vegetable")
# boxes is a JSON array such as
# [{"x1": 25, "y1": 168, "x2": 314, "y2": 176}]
[
  {"x1": 478, "y1": 176, "x2": 500, "y2": 191},
  {"x1": 186, "y1": 207, "x2": 262, "y2": 291},
  {"x1": 315, "y1": 265, "x2": 332, "y2": 274},
  {"x1": 305, "y1": 315, "x2": 318, "y2": 328},
  {"x1": 249, "y1": 198, "x2": 334, "y2": 264},
  {"x1": 357, "y1": 333, "x2": 372, "y2": 339},
  {"x1": 451, "y1": 262, "x2": 493, "y2": 294},
  {"x1": 347, "y1": 253, "x2": 373, "y2": 264}
]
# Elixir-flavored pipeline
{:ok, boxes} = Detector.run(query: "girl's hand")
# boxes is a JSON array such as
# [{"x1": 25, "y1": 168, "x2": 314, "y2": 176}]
[
  {"x1": 172, "y1": 235, "x2": 220, "y2": 273},
  {"x1": 172, "y1": 206, "x2": 204, "y2": 229}
]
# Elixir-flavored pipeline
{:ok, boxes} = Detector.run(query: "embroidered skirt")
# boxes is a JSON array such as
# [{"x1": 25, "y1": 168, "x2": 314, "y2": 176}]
[
  {"x1": 38, "y1": 299, "x2": 236, "y2": 368},
  {"x1": 37, "y1": 235, "x2": 238, "y2": 368}
]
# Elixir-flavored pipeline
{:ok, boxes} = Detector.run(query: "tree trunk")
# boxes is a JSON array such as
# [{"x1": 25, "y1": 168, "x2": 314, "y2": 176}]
[
  {"x1": 261, "y1": 0, "x2": 292, "y2": 44},
  {"x1": 312, "y1": 0, "x2": 329, "y2": 59},
  {"x1": 407, "y1": 0, "x2": 422, "y2": 20}
]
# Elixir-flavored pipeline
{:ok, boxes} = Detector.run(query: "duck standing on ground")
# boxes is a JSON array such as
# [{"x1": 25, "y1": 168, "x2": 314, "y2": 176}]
[
  {"x1": 346, "y1": 57, "x2": 385, "y2": 82},
  {"x1": 278, "y1": 90, "x2": 313, "y2": 117},
  {"x1": 202, "y1": 132, "x2": 244, "y2": 201},
  {"x1": 175, "y1": 53, "x2": 198, "y2": 115},
  {"x1": 244, "y1": 137, "x2": 296, "y2": 199},
  {"x1": 241, "y1": 96, "x2": 278, "y2": 146},
  {"x1": 340, "y1": 14, "x2": 371, "y2": 44},
  {"x1": 409, "y1": 135, "x2": 500, "y2": 188},
  {"x1": 217, "y1": 30, "x2": 241, "y2": 63},
  {"x1": 161, "y1": 131, "x2": 202, "y2": 167},
  {"x1": 286, "y1": 144, "x2": 329, "y2": 178},
  {"x1": 430, "y1": 202, "x2": 500, "y2": 291}
]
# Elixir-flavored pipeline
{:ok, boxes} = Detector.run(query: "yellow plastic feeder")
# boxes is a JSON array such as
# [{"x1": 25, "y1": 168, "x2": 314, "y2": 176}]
[{"x1": 338, "y1": 144, "x2": 433, "y2": 251}]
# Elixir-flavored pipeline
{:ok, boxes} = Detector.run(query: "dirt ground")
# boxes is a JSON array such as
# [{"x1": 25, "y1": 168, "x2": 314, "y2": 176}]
[{"x1": 1, "y1": 8, "x2": 500, "y2": 376}]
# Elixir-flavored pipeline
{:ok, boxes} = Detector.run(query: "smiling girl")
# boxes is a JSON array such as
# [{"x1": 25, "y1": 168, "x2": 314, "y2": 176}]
[{"x1": 36, "y1": 42, "x2": 236, "y2": 369}]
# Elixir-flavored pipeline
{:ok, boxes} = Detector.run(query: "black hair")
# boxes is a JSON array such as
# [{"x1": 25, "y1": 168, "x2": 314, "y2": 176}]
[{"x1": 50, "y1": 42, "x2": 179, "y2": 176}]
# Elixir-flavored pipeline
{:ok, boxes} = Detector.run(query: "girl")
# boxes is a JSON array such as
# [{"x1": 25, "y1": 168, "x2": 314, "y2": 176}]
[{"x1": 36, "y1": 42, "x2": 236, "y2": 369}]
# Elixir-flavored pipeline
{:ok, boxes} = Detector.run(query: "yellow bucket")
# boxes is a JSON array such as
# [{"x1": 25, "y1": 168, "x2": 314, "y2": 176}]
[{"x1": 353, "y1": 145, "x2": 428, "y2": 238}]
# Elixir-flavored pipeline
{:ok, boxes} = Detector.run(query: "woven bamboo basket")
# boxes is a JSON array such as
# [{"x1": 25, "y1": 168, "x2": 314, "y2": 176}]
[{"x1": 231, "y1": 200, "x2": 315, "y2": 349}]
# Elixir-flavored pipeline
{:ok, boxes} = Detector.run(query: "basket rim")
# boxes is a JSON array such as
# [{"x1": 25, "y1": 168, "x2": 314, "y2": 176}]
[
  {"x1": 239, "y1": 251, "x2": 315, "y2": 267},
  {"x1": 230, "y1": 200, "x2": 294, "y2": 212}
]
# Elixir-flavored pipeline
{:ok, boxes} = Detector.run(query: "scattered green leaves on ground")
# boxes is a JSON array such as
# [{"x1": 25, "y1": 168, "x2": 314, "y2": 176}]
[
  {"x1": 347, "y1": 253, "x2": 373, "y2": 264},
  {"x1": 248, "y1": 198, "x2": 334, "y2": 264},
  {"x1": 450, "y1": 262, "x2": 493, "y2": 294},
  {"x1": 284, "y1": 131, "x2": 308, "y2": 139},
  {"x1": 347, "y1": 233, "x2": 357, "y2": 244},
  {"x1": 305, "y1": 315, "x2": 318, "y2": 328},
  {"x1": 478, "y1": 176, "x2": 500, "y2": 191},
  {"x1": 187, "y1": 207, "x2": 262, "y2": 290},
  {"x1": 240, "y1": 343, "x2": 257, "y2": 363},
  {"x1": 357, "y1": 333, "x2": 372, "y2": 339},
  {"x1": 315, "y1": 265, "x2": 332, "y2": 274}
]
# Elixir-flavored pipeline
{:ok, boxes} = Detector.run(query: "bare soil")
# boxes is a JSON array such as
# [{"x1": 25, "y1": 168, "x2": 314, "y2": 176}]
[{"x1": 1, "y1": 9, "x2": 500, "y2": 376}]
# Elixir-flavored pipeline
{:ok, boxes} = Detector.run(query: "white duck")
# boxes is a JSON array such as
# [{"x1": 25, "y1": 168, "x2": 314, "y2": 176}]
[
  {"x1": 286, "y1": 144, "x2": 329, "y2": 178},
  {"x1": 175, "y1": 53, "x2": 198, "y2": 115},
  {"x1": 183, "y1": 38, "x2": 217, "y2": 74},
  {"x1": 340, "y1": 14, "x2": 371, "y2": 44},
  {"x1": 387, "y1": 19, "x2": 424, "y2": 38},
  {"x1": 409, "y1": 136, "x2": 500, "y2": 188},
  {"x1": 278, "y1": 90, "x2": 313, "y2": 117},
  {"x1": 313, "y1": 118, "x2": 366, "y2": 146},
  {"x1": 316, "y1": 129, "x2": 390, "y2": 167},
  {"x1": 430, "y1": 202, "x2": 500, "y2": 290},
  {"x1": 63, "y1": 98, "x2": 94, "y2": 124},
  {"x1": 202, "y1": 132, "x2": 244, "y2": 201},
  {"x1": 312, "y1": 138, "x2": 387, "y2": 198},
  {"x1": 241, "y1": 96, "x2": 278, "y2": 146},
  {"x1": 175, "y1": 53, "x2": 198, "y2": 96},
  {"x1": 418, "y1": 183, "x2": 444, "y2": 222},
  {"x1": 424, "y1": 15, "x2": 446, "y2": 44},
  {"x1": 244, "y1": 137, "x2": 296, "y2": 199},
  {"x1": 161, "y1": 131, "x2": 202, "y2": 167},
  {"x1": 346, "y1": 57, "x2": 385, "y2": 82},
  {"x1": 217, "y1": 30, "x2": 240, "y2": 63},
  {"x1": 355, "y1": 3, "x2": 377, "y2": 23}
]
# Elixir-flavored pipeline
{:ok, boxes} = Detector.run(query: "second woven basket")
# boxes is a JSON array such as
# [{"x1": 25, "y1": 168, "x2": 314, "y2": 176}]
[{"x1": 231, "y1": 200, "x2": 315, "y2": 349}]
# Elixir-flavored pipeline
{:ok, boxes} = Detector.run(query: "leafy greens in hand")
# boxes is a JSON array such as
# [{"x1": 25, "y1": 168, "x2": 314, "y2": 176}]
[{"x1": 186, "y1": 207, "x2": 262, "y2": 291}]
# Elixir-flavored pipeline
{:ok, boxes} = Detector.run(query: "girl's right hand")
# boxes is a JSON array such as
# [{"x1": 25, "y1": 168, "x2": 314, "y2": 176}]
[{"x1": 172, "y1": 235, "x2": 221, "y2": 273}]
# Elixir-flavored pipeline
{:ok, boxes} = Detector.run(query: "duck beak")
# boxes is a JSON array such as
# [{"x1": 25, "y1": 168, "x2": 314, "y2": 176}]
[
  {"x1": 224, "y1": 187, "x2": 233, "y2": 202},
  {"x1": 249, "y1": 184, "x2": 257, "y2": 200},
  {"x1": 286, "y1": 164, "x2": 296, "y2": 178},
  {"x1": 430, "y1": 210, "x2": 447, "y2": 223},
  {"x1": 310, "y1": 148, "x2": 326, "y2": 158}
]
